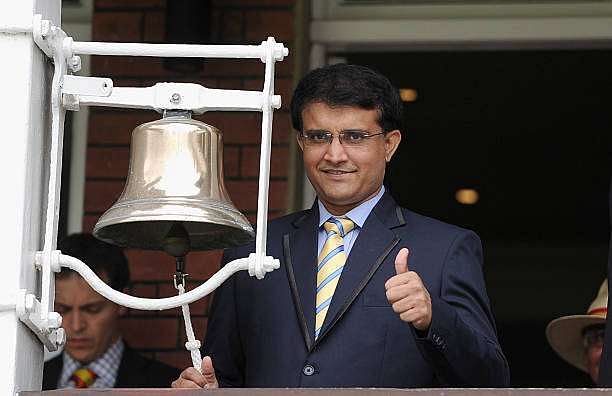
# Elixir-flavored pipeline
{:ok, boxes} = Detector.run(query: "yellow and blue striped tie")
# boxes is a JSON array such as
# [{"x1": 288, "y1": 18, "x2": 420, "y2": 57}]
[{"x1": 315, "y1": 217, "x2": 355, "y2": 339}]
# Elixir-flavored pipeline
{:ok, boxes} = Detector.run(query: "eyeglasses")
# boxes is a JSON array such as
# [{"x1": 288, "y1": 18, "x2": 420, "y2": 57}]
[
  {"x1": 299, "y1": 129, "x2": 385, "y2": 148},
  {"x1": 583, "y1": 324, "x2": 605, "y2": 348}
]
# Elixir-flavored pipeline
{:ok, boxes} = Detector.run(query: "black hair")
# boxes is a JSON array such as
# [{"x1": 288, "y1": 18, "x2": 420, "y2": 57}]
[
  {"x1": 57, "y1": 233, "x2": 130, "y2": 291},
  {"x1": 290, "y1": 63, "x2": 403, "y2": 133}
]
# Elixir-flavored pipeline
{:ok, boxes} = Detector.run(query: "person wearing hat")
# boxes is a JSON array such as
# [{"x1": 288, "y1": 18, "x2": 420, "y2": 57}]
[{"x1": 546, "y1": 279, "x2": 607, "y2": 383}]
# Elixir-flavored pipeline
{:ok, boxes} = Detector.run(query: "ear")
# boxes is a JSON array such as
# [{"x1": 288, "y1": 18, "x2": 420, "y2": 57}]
[
  {"x1": 296, "y1": 133, "x2": 305, "y2": 151},
  {"x1": 384, "y1": 130, "x2": 401, "y2": 162}
]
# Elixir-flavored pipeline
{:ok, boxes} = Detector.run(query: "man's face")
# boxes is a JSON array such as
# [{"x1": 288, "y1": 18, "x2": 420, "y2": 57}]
[
  {"x1": 298, "y1": 102, "x2": 401, "y2": 215},
  {"x1": 584, "y1": 324, "x2": 605, "y2": 383},
  {"x1": 586, "y1": 339, "x2": 604, "y2": 383},
  {"x1": 55, "y1": 274, "x2": 124, "y2": 364}
]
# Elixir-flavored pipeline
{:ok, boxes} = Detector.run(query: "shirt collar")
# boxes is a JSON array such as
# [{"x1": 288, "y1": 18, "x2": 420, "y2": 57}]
[{"x1": 318, "y1": 185, "x2": 385, "y2": 228}]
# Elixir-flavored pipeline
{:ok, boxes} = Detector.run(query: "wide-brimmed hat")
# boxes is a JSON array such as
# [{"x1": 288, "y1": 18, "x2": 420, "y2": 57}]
[{"x1": 546, "y1": 279, "x2": 607, "y2": 372}]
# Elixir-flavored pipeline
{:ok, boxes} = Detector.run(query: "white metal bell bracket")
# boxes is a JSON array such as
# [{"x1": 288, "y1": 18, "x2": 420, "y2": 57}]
[{"x1": 6, "y1": 14, "x2": 286, "y2": 354}]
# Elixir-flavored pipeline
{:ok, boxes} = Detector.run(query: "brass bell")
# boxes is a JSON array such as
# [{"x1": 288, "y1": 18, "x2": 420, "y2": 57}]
[{"x1": 93, "y1": 111, "x2": 254, "y2": 251}]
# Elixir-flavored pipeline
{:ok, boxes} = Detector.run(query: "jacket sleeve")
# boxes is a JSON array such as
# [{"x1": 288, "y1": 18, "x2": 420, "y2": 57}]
[
  {"x1": 413, "y1": 230, "x2": 511, "y2": 387},
  {"x1": 202, "y1": 248, "x2": 246, "y2": 387}
]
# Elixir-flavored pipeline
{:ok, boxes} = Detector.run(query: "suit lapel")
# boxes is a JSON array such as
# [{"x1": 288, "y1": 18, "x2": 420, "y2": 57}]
[
  {"x1": 315, "y1": 192, "x2": 405, "y2": 344},
  {"x1": 283, "y1": 204, "x2": 319, "y2": 352},
  {"x1": 42, "y1": 355, "x2": 63, "y2": 390}
]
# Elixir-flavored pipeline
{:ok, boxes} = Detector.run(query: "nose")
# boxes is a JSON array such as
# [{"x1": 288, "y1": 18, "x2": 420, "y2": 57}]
[
  {"x1": 322, "y1": 135, "x2": 349, "y2": 163},
  {"x1": 68, "y1": 310, "x2": 86, "y2": 333}
]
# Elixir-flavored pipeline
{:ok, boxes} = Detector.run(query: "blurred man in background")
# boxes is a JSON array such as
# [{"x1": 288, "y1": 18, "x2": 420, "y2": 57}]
[
  {"x1": 546, "y1": 279, "x2": 607, "y2": 384},
  {"x1": 43, "y1": 233, "x2": 180, "y2": 389}
]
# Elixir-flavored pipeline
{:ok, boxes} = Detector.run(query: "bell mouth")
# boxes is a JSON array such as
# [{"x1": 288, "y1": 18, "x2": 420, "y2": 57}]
[{"x1": 93, "y1": 197, "x2": 254, "y2": 251}]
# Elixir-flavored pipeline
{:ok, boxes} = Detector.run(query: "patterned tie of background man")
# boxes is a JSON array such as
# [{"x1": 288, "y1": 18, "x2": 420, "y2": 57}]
[{"x1": 70, "y1": 367, "x2": 97, "y2": 388}]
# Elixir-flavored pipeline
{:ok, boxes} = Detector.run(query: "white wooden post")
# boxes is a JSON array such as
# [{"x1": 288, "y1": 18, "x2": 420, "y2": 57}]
[{"x1": 0, "y1": 0, "x2": 61, "y2": 394}]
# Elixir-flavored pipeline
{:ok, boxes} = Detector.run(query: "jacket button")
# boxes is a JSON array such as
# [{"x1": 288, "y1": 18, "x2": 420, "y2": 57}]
[{"x1": 303, "y1": 364, "x2": 315, "y2": 376}]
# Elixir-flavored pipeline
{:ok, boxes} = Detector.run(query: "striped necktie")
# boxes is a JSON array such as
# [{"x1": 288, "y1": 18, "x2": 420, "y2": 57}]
[
  {"x1": 70, "y1": 367, "x2": 97, "y2": 388},
  {"x1": 316, "y1": 217, "x2": 355, "y2": 339}
]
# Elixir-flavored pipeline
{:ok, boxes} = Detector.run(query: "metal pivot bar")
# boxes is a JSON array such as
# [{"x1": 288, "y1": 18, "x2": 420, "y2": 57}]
[{"x1": 13, "y1": 14, "x2": 287, "y2": 351}]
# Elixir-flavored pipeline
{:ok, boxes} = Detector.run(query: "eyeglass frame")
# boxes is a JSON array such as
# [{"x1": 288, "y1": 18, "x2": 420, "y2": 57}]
[{"x1": 298, "y1": 128, "x2": 386, "y2": 148}]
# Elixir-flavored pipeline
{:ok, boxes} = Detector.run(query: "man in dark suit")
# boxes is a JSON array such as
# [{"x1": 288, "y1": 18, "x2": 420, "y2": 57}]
[
  {"x1": 172, "y1": 64, "x2": 510, "y2": 388},
  {"x1": 43, "y1": 233, "x2": 180, "y2": 389}
]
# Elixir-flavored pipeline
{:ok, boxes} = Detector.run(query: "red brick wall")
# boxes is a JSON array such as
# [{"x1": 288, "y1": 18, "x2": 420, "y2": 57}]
[{"x1": 85, "y1": 0, "x2": 296, "y2": 370}]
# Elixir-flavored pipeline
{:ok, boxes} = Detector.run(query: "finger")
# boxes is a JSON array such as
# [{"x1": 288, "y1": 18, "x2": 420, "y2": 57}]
[
  {"x1": 171, "y1": 378, "x2": 203, "y2": 389},
  {"x1": 202, "y1": 356, "x2": 219, "y2": 388},
  {"x1": 394, "y1": 247, "x2": 410, "y2": 275},
  {"x1": 385, "y1": 271, "x2": 420, "y2": 290},
  {"x1": 399, "y1": 309, "x2": 423, "y2": 323},
  {"x1": 180, "y1": 367, "x2": 207, "y2": 388},
  {"x1": 386, "y1": 283, "x2": 418, "y2": 303}
]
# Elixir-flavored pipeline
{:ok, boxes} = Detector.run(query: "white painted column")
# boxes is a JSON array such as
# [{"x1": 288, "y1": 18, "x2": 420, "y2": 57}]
[{"x1": 0, "y1": 0, "x2": 60, "y2": 394}]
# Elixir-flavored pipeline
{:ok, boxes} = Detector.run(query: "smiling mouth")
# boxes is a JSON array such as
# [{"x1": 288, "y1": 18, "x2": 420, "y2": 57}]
[{"x1": 321, "y1": 169, "x2": 355, "y2": 175}]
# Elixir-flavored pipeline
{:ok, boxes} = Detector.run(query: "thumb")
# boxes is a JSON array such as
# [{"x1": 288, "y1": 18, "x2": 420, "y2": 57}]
[
  {"x1": 201, "y1": 356, "x2": 217, "y2": 385},
  {"x1": 394, "y1": 247, "x2": 410, "y2": 275}
]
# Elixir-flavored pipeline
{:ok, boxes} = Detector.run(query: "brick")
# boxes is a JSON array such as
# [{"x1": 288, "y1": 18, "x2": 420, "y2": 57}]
[
  {"x1": 240, "y1": 146, "x2": 289, "y2": 178},
  {"x1": 220, "y1": 10, "x2": 244, "y2": 42},
  {"x1": 126, "y1": 283, "x2": 158, "y2": 317},
  {"x1": 93, "y1": 12, "x2": 143, "y2": 42},
  {"x1": 202, "y1": 112, "x2": 291, "y2": 145},
  {"x1": 96, "y1": 0, "x2": 166, "y2": 9},
  {"x1": 144, "y1": 10, "x2": 166, "y2": 42},
  {"x1": 89, "y1": 110, "x2": 160, "y2": 145},
  {"x1": 272, "y1": 111, "x2": 293, "y2": 143},
  {"x1": 82, "y1": 215, "x2": 98, "y2": 232},
  {"x1": 177, "y1": 76, "x2": 218, "y2": 87},
  {"x1": 223, "y1": 146, "x2": 240, "y2": 177},
  {"x1": 245, "y1": 10, "x2": 294, "y2": 43},
  {"x1": 126, "y1": 249, "x2": 177, "y2": 281},
  {"x1": 244, "y1": 77, "x2": 293, "y2": 111},
  {"x1": 158, "y1": 284, "x2": 211, "y2": 317},
  {"x1": 84, "y1": 180, "x2": 124, "y2": 212},
  {"x1": 179, "y1": 318, "x2": 207, "y2": 345},
  {"x1": 213, "y1": 78, "x2": 244, "y2": 90},
  {"x1": 201, "y1": 113, "x2": 259, "y2": 144},
  {"x1": 120, "y1": 317, "x2": 179, "y2": 349},
  {"x1": 245, "y1": 210, "x2": 285, "y2": 224},
  {"x1": 154, "y1": 351, "x2": 191, "y2": 371},
  {"x1": 86, "y1": 147, "x2": 130, "y2": 179},
  {"x1": 110, "y1": 78, "x2": 147, "y2": 87},
  {"x1": 91, "y1": 56, "x2": 167, "y2": 78},
  {"x1": 130, "y1": 283, "x2": 157, "y2": 298},
  {"x1": 226, "y1": 180, "x2": 287, "y2": 212},
  {"x1": 184, "y1": 250, "x2": 224, "y2": 280}
]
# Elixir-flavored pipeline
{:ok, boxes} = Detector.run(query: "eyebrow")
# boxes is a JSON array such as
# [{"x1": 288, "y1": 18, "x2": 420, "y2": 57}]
[{"x1": 56, "y1": 301, "x2": 107, "y2": 310}]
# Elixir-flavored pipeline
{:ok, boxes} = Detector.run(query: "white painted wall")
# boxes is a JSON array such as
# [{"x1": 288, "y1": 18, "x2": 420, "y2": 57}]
[{"x1": 0, "y1": 0, "x2": 61, "y2": 394}]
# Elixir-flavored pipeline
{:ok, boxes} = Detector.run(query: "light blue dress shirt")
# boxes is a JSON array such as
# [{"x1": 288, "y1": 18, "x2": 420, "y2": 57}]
[{"x1": 317, "y1": 185, "x2": 386, "y2": 257}]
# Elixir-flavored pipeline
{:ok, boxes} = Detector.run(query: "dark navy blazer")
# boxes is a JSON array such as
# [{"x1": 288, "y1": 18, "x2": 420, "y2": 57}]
[{"x1": 203, "y1": 192, "x2": 510, "y2": 387}]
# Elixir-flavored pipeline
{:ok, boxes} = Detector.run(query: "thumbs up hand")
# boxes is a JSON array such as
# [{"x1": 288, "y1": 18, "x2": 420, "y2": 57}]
[
  {"x1": 385, "y1": 247, "x2": 432, "y2": 331},
  {"x1": 171, "y1": 356, "x2": 219, "y2": 389}
]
